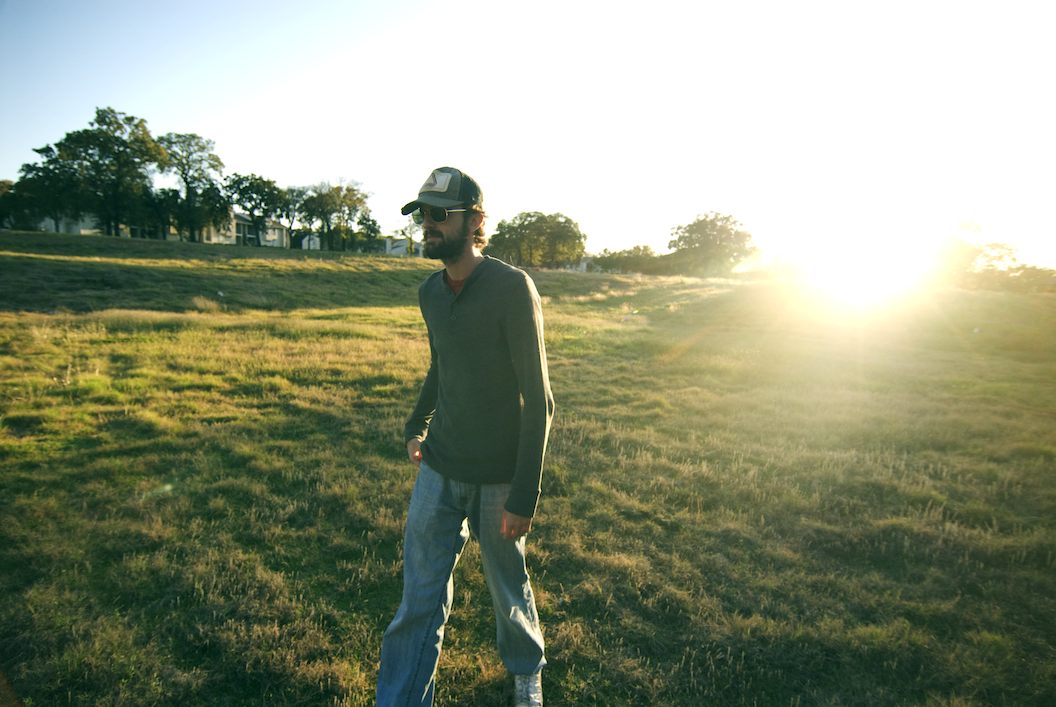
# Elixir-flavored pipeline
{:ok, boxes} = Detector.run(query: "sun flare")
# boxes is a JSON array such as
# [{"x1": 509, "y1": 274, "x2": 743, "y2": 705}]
[{"x1": 789, "y1": 243, "x2": 939, "y2": 311}]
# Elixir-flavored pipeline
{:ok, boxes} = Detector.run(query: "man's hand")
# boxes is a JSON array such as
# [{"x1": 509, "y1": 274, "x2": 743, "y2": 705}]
[
  {"x1": 500, "y1": 509, "x2": 533, "y2": 540},
  {"x1": 407, "y1": 438, "x2": 422, "y2": 466}
]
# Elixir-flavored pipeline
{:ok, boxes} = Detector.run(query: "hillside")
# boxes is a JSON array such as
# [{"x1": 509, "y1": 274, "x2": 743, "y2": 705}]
[{"x1": 1, "y1": 231, "x2": 1055, "y2": 705}]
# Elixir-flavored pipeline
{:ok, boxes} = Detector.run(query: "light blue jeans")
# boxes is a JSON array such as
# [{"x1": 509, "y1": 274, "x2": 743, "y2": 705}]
[{"x1": 376, "y1": 462, "x2": 546, "y2": 706}]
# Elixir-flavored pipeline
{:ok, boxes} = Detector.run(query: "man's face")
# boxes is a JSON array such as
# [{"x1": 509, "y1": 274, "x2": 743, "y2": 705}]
[{"x1": 422, "y1": 209, "x2": 472, "y2": 260}]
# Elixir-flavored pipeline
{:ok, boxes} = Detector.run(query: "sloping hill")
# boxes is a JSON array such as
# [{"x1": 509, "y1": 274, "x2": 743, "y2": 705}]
[{"x1": 0, "y1": 231, "x2": 437, "y2": 312}]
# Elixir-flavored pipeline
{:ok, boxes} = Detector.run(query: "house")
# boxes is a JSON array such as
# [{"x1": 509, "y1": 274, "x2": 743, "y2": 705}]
[
  {"x1": 37, "y1": 214, "x2": 111, "y2": 236},
  {"x1": 36, "y1": 211, "x2": 289, "y2": 247},
  {"x1": 292, "y1": 235, "x2": 422, "y2": 255},
  {"x1": 568, "y1": 256, "x2": 593, "y2": 272},
  {"x1": 381, "y1": 236, "x2": 423, "y2": 256},
  {"x1": 201, "y1": 213, "x2": 290, "y2": 248},
  {"x1": 36, "y1": 215, "x2": 167, "y2": 239}
]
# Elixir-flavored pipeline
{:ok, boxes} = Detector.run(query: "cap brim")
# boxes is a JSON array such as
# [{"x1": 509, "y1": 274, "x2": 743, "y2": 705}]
[{"x1": 400, "y1": 194, "x2": 466, "y2": 215}]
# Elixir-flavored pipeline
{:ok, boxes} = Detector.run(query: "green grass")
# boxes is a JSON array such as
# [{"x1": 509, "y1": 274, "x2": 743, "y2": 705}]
[{"x1": 1, "y1": 230, "x2": 1054, "y2": 705}]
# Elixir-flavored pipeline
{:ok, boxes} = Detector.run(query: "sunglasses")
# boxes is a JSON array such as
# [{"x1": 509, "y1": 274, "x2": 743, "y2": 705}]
[{"x1": 412, "y1": 206, "x2": 470, "y2": 225}]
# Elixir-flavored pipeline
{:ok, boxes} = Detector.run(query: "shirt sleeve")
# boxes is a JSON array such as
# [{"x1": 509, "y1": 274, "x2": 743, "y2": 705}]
[
  {"x1": 502, "y1": 273, "x2": 556, "y2": 517},
  {"x1": 403, "y1": 292, "x2": 439, "y2": 443}
]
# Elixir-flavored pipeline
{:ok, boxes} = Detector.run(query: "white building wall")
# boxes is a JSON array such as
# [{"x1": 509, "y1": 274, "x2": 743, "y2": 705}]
[{"x1": 382, "y1": 237, "x2": 421, "y2": 256}]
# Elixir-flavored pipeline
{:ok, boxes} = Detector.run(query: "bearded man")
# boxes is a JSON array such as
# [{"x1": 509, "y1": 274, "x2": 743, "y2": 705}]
[{"x1": 375, "y1": 167, "x2": 553, "y2": 707}]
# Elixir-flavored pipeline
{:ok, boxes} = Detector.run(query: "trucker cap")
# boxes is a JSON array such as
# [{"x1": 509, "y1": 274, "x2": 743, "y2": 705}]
[{"x1": 400, "y1": 167, "x2": 483, "y2": 215}]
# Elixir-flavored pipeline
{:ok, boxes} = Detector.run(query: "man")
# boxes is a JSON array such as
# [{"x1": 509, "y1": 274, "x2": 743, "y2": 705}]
[{"x1": 376, "y1": 167, "x2": 554, "y2": 707}]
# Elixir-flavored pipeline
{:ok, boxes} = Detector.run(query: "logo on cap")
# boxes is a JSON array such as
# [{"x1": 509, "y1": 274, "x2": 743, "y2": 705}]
[{"x1": 420, "y1": 171, "x2": 453, "y2": 194}]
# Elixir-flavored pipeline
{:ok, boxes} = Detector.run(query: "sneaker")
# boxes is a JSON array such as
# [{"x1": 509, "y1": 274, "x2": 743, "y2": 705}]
[{"x1": 514, "y1": 672, "x2": 543, "y2": 707}]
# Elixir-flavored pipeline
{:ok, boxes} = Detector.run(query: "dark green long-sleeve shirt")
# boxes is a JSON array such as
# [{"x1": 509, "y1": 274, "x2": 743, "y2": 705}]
[{"x1": 403, "y1": 256, "x2": 555, "y2": 518}]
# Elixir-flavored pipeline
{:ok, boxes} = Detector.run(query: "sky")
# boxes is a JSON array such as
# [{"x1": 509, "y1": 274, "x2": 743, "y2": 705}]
[{"x1": 2, "y1": 0, "x2": 1054, "y2": 268}]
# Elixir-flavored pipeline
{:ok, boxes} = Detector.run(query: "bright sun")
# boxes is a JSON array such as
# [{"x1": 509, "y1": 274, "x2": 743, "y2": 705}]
[{"x1": 787, "y1": 240, "x2": 942, "y2": 311}]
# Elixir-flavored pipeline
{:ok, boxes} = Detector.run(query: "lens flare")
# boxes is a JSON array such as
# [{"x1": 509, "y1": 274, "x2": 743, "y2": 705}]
[{"x1": 789, "y1": 240, "x2": 942, "y2": 311}]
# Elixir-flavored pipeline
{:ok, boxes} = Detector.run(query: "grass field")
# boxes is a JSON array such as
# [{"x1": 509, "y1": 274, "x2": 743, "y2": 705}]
[{"x1": 1, "y1": 231, "x2": 1054, "y2": 706}]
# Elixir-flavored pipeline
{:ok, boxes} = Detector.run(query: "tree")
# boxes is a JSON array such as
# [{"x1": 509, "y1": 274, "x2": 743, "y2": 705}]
[
  {"x1": 0, "y1": 180, "x2": 12, "y2": 228},
  {"x1": 388, "y1": 217, "x2": 420, "y2": 256},
  {"x1": 963, "y1": 242, "x2": 1056, "y2": 293},
  {"x1": 199, "y1": 181, "x2": 233, "y2": 234},
  {"x1": 158, "y1": 132, "x2": 225, "y2": 242},
  {"x1": 226, "y1": 173, "x2": 282, "y2": 246},
  {"x1": 279, "y1": 186, "x2": 309, "y2": 242},
  {"x1": 973, "y1": 242, "x2": 1018, "y2": 272},
  {"x1": 667, "y1": 212, "x2": 755, "y2": 275},
  {"x1": 300, "y1": 183, "x2": 342, "y2": 249},
  {"x1": 301, "y1": 182, "x2": 368, "y2": 250},
  {"x1": 15, "y1": 146, "x2": 82, "y2": 231},
  {"x1": 489, "y1": 212, "x2": 587, "y2": 268},
  {"x1": 593, "y1": 245, "x2": 660, "y2": 274},
  {"x1": 356, "y1": 210, "x2": 383, "y2": 252},
  {"x1": 333, "y1": 184, "x2": 369, "y2": 250},
  {"x1": 46, "y1": 107, "x2": 166, "y2": 235},
  {"x1": 0, "y1": 179, "x2": 36, "y2": 230},
  {"x1": 139, "y1": 187, "x2": 181, "y2": 239}
]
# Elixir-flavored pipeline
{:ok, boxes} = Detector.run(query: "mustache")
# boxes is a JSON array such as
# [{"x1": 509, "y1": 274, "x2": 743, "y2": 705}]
[{"x1": 424, "y1": 228, "x2": 443, "y2": 239}]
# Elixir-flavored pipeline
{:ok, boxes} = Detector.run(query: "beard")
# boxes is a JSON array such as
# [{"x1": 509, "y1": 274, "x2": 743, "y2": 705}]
[{"x1": 423, "y1": 222, "x2": 472, "y2": 260}]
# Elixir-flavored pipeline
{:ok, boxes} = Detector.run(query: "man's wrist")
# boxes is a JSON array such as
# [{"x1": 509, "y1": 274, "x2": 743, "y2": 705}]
[{"x1": 504, "y1": 497, "x2": 538, "y2": 519}]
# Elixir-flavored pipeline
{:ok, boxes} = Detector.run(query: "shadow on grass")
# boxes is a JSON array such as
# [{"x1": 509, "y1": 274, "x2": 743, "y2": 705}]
[
  {"x1": 0, "y1": 394, "x2": 409, "y2": 705},
  {"x1": 0, "y1": 252, "x2": 426, "y2": 314},
  {"x1": 0, "y1": 231, "x2": 728, "y2": 317}
]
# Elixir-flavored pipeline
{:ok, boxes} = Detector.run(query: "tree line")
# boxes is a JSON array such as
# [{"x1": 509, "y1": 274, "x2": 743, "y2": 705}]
[
  {"x1": 937, "y1": 241, "x2": 1056, "y2": 293},
  {"x1": 0, "y1": 106, "x2": 766, "y2": 273},
  {"x1": 0, "y1": 107, "x2": 381, "y2": 250},
  {"x1": 592, "y1": 212, "x2": 757, "y2": 276},
  {"x1": 472, "y1": 210, "x2": 760, "y2": 275},
  {"x1": 4, "y1": 107, "x2": 1050, "y2": 288},
  {"x1": 593, "y1": 216, "x2": 1054, "y2": 291}
]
